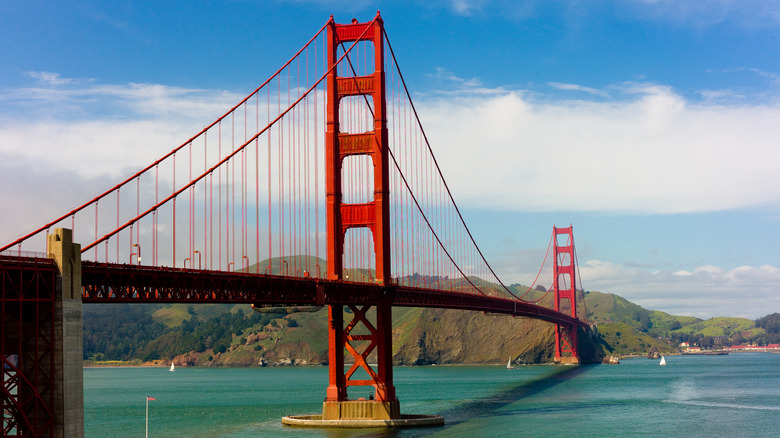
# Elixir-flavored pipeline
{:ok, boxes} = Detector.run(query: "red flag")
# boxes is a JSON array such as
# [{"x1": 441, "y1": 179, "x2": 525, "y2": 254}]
[{"x1": 147, "y1": 396, "x2": 156, "y2": 401}]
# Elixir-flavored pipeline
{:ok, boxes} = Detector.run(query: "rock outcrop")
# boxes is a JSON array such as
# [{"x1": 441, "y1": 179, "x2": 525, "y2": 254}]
[{"x1": 602, "y1": 355, "x2": 620, "y2": 364}]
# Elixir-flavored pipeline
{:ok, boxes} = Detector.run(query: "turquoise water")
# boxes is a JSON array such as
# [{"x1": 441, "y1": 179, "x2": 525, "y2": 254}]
[{"x1": 85, "y1": 353, "x2": 780, "y2": 437}]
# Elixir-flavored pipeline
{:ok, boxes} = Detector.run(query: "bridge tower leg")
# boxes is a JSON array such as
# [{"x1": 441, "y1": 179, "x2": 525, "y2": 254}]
[
  {"x1": 553, "y1": 226, "x2": 580, "y2": 364},
  {"x1": 2, "y1": 256, "x2": 56, "y2": 437},
  {"x1": 322, "y1": 14, "x2": 398, "y2": 420},
  {"x1": 1, "y1": 228, "x2": 83, "y2": 438}
]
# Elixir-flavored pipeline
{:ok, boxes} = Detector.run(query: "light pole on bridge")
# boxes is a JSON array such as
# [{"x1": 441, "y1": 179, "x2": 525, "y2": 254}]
[
  {"x1": 131, "y1": 243, "x2": 141, "y2": 265},
  {"x1": 194, "y1": 250, "x2": 201, "y2": 270}
]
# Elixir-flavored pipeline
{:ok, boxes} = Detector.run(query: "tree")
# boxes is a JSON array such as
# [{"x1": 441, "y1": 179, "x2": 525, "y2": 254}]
[{"x1": 756, "y1": 313, "x2": 780, "y2": 334}]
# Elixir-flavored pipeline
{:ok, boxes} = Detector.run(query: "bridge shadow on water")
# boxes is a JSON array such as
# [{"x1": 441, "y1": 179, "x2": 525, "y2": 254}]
[{"x1": 341, "y1": 364, "x2": 596, "y2": 438}]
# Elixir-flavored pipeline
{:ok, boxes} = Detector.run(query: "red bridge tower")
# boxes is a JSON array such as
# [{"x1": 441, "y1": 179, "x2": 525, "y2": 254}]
[
  {"x1": 553, "y1": 225, "x2": 580, "y2": 364},
  {"x1": 323, "y1": 13, "x2": 398, "y2": 420}
]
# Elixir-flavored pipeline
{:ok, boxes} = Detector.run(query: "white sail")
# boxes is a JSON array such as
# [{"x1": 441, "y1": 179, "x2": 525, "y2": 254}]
[
  {"x1": 507, "y1": 357, "x2": 513, "y2": 369},
  {"x1": 659, "y1": 356, "x2": 666, "y2": 366},
  {"x1": 169, "y1": 362, "x2": 175, "y2": 372}
]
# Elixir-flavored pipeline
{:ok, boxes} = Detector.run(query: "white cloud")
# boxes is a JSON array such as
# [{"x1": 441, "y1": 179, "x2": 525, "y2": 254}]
[
  {"x1": 548, "y1": 82, "x2": 610, "y2": 98},
  {"x1": 449, "y1": 0, "x2": 489, "y2": 15},
  {"x1": 1, "y1": 77, "x2": 239, "y2": 121},
  {"x1": 0, "y1": 77, "x2": 250, "y2": 247},
  {"x1": 0, "y1": 156, "x2": 114, "y2": 245},
  {"x1": 0, "y1": 79, "x2": 245, "y2": 180},
  {"x1": 417, "y1": 84, "x2": 780, "y2": 214},
  {"x1": 579, "y1": 259, "x2": 780, "y2": 318},
  {"x1": 482, "y1": 249, "x2": 778, "y2": 318},
  {"x1": 28, "y1": 71, "x2": 77, "y2": 86},
  {"x1": 747, "y1": 67, "x2": 780, "y2": 85},
  {"x1": 430, "y1": 67, "x2": 484, "y2": 89}
]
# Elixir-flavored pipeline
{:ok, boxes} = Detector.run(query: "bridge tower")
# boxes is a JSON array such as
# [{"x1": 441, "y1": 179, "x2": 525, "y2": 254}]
[
  {"x1": 323, "y1": 13, "x2": 398, "y2": 420},
  {"x1": 553, "y1": 225, "x2": 580, "y2": 364}
]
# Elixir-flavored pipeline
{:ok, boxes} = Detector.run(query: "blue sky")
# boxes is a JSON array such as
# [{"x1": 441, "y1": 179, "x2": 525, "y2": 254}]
[{"x1": 2, "y1": 0, "x2": 780, "y2": 318}]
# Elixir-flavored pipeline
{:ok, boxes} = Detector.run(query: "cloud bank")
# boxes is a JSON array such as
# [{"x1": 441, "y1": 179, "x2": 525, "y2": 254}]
[
  {"x1": 0, "y1": 73, "x2": 243, "y2": 179},
  {"x1": 418, "y1": 83, "x2": 780, "y2": 214},
  {"x1": 580, "y1": 260, "x2": 780, "y2": 319}
]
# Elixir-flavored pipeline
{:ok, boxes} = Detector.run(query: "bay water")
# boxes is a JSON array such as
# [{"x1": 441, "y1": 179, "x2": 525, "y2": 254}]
[{"x1": 85, "y1": 353, "x2": 780, "y2": 437}]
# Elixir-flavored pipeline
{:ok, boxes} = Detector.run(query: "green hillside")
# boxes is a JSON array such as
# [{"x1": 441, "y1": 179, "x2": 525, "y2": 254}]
[
  {"x1": 596, "y1": 322, "x2": 675, "y2": 356},
  {"x1": 583, "y1": 291, "x2": 707, "y2": 337},
  {"x1": 648, "y1": 310, "x2": 701, "y2": 333},
  {"x1": 671, "y1": 316, "x2": 760, "y2": 337},
  {"x1": 84, "y1": 301, "x2": 604, "y2": 366},
  {"x1": 586, "y1": 291, "x2": 656, "y2": 332},
  {"x1": 83, "y1": 271, "x2": 780, "y2": 367},
  {"x1": 152, "y1": 303, "x2": 249, "y2": 327}
]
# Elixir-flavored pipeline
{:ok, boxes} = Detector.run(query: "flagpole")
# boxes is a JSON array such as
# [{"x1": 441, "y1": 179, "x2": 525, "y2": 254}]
[{"x1": 145, "y1": 395, "x2": 156, "y2": 437}]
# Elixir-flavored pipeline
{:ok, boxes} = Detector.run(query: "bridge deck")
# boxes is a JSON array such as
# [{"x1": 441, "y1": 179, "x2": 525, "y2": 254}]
[{"x1": 79, "y1": 261, "x2": 586, "y2": 327}]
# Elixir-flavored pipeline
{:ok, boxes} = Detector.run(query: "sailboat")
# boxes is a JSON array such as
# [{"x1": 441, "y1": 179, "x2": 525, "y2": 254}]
[
  {"x1": 507, "y1": 357, "x2": 514, "y2": 369},
  {"x1": 659, "y1": 356, "x2": 666, "y2": 366},
  {"x1": 169, "y1": 362, "x2": 175, "y2": 372}
]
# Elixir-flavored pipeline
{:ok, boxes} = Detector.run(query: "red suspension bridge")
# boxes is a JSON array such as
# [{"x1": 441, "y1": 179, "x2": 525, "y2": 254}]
[{"x1": 1, "y1": 13, "x2": 590, "y2": 436}]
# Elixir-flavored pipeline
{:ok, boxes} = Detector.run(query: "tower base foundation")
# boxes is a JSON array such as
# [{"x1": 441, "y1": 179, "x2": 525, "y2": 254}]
[
  {"x1": 282, "y1": 399, "x2": 442, "y2": 428},
  {"x1": 322, "y1": 400, "x2": 400, "y2": 420},
  {"x1": 282, "y1": 414, "x2": 443, "y2": 428}
]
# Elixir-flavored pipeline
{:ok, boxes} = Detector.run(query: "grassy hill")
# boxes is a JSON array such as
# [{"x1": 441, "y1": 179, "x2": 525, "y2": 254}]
[
  {"x1": 670, "y1": 316, "x2": 761, "y2": 338},
  {"x1": 175, "y1": 306, "x2": 569, "y2": 366},
  {"x1": 85, "y1": 301, "x2": 601, "y2": 366},
  {"x1": 584, "y1": 291, "x2": 698, "y2": 334},
  {"x1": 83, "y1": 271, "x2": 779, "y2": 367},
  {"x1": 648, "y1": 310, "x2": 701, "y2": 333},
  {"x1": 595, "y1": 322, "x2": 676, "y2": 356}
]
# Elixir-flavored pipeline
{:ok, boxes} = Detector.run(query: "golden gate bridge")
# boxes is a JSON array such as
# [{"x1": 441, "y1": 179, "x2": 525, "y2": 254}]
[{"x1": 1, "y1": 13, "x2": 590, "y2": 436}]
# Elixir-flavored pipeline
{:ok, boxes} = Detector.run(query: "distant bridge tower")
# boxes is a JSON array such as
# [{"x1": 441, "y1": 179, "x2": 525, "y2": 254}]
[
  {"x1": 323, "y1": 13, "x2": 398, "y2": 420},
  {"x1": 553, "y1": 225, "x2": 580, "y2": 364}
]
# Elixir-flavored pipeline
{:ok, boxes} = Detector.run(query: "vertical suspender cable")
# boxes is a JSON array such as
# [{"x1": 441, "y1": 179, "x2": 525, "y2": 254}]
[
  {"x1": 256, "y1": 90, "x2": 260, "y2": 273},
  {"x1": 173, "y1": 153, "x2": 176, "y2": 267},
  {"x1": 204, "y1": 128, "x2": 208, "y2": 270},
  {"x1": 268, "y1": 81, "x2": 272, "y2": 270},
  {"x1": 116, "y1": 188, "x2": 120, "y2": 263},
  {"x1": 230, "y1": 111, "x2": 234, "y2": 269},
  {"x1": 279, "y1": 75, "x2": 283, "y2": 266},
  {"x1": 155, "y1": 166, "x2": 158, "y2": 265},
  {"x1": 218, "y1": 122, "x2": 222, "y2": 270}
]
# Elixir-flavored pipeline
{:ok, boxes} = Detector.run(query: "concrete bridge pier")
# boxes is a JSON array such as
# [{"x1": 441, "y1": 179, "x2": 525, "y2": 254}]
[{"x1": 48, "y1": 228, "x2": 84, "y2": 438}]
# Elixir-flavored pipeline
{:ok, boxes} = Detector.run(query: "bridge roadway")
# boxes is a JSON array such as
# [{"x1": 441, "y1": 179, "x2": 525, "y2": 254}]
[{"x1": 79, "y1": 260, "x2": 587, "y2": 328}]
